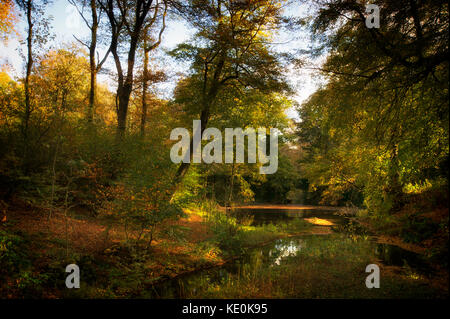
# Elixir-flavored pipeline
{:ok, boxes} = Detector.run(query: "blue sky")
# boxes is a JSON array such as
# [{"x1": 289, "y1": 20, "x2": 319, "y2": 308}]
[{"x1": 0, "y1": 0, "x2": 325, "y2": 120}]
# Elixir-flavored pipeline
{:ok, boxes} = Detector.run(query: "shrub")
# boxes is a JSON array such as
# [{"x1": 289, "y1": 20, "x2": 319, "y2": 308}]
[{"x1": 0, "y1": 230, "x2": 31, "y2": 277}]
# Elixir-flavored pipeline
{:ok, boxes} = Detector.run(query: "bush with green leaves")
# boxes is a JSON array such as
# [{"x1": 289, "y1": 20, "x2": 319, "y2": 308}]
[{"x1": 0, "y1": 230, "x2": 31, "y2": 278}]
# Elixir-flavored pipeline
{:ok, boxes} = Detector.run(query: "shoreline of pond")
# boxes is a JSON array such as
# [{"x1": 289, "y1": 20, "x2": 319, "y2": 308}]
[{"x1": 145, "y1": 205, "x2": 448, "y2": 298}]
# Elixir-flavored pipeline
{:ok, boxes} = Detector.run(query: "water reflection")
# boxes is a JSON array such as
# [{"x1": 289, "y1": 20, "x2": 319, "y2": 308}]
[
  {"x1": 149, "y1": 236, "x2": 305, "y2": 298},
  {"x1": 148, "y1": 207, "x2": 431, "y2": 298},
  {"x1": 269, "y1": 239, "x2": 303, "y2": 266},
  {"x1": 230, "y1": 207, "x2": 345, "y2": 226},
  {"x1": 374, "y1": 243, "x2": 433, "y2": 275}
]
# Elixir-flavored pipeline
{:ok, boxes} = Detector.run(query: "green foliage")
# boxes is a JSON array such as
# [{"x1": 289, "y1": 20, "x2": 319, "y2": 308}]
[
  {"x1": 0, "y1": 229, "x2": 53, "y2": 298},
  {"x1": 203, "y1": 208, "x2": 243, "y2": 255},
  {"x1": 0, "y1": 230, "x2": 31, "y2": 277},
  {"x1": 297, "y1": 0, "x2": 449, "y2": 212},
  {"x1": 400, "y1": 214, "x2": 440, "y2": 244},
  {"x1": 178, "y1": 234, "x2": 444, "y2": 299},
  {"x1": 252, "y1": 154, "x2": 298, "y2": 203}
]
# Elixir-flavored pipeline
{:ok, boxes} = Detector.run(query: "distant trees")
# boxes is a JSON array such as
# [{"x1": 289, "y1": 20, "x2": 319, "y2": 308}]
[
  {"x1": 0, "y1": 0, "x2": 18, "y2": 41},
  {"x1": 32, "y1": 47, "x2": 90, "y2": 117}
]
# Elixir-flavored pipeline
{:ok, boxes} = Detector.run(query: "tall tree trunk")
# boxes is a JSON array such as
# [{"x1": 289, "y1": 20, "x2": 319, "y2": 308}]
[
  {"x1": 87, "y1": 0, "x2": 98, "y2": 123},
  {"x1": 386, "y1": 143, "x2": 404, "y2": 212},
  {"x1": 21, "y1": 0, "x2": 33, "y2": 172},
  {"x1": 116, "y1": 84, "x2": 132, "y2": 135},
  {"x1": 23, "y1": 0, "x2": 33, "y2": 140},
  {"x1": 102, "y1": 0, "x2": 166, "y2": 138},
  {"x1": 172, "y1": 104, "x2": 211, "y2": 185},
  {"x1": 171, "y1": 55, "x2": 225, "y2": 194},
  {"x1": 227, "y1": 162, "x2": 235, "y2": 206},
  {"x1": 88, "y1": 68, "x2": 97, "y2": 122},
  {"x1": 141, "y1": 40, "x2": 149, "y2": 136},
  {"x1": 115, "y1": 37, "x2": 138, "y2": 136}
]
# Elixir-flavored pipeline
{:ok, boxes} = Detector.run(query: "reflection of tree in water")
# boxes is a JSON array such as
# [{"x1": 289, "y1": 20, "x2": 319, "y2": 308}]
[
  {"x1": 152, "y1": 238, "x2": 304, "y2": 297},
  {"x1": 269, "y1": 239, "x2": 303, "y2": 266},
  {"x1": 374, "y1": 244, "x2": 429, "y2": 273}
]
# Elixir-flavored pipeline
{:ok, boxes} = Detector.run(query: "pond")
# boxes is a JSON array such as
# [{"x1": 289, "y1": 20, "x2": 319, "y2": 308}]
[
  {"x1": 229, "y1": 205, "x2": 346, "y2": 227},
  {"x1": 148, "y1": 205, "x2": 433, "y2": 298}
]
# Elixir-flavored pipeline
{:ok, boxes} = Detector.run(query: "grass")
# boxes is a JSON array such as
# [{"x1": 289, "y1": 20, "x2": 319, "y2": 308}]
[
  {"x1": 180, "y1": 234, "x2": 447, "y2": 299},
  {"x1": 199, "y1": 205, "x2": 314, "y2": 257}
]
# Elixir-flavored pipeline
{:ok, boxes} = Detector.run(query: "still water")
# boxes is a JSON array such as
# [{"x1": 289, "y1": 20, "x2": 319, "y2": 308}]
[
  {"x1": 148, "y1": 206, "x2": 431, "y2": 298},
  {"x1": 229, "y1": 205, "x2": 345, "y2": 226}
]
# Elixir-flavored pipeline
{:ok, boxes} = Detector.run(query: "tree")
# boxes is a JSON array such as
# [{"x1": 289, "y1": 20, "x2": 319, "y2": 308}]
[
  {"x1": 15, "y1": 0, "x2": 52, "y2": 165},
  {"x1": 297, "y1": 0, "x2": 449, "y2": 212},
  {"x1": 0, "y1": 0, "x2": 18, "y2": 42},
  {"x1": 69, "y1": 0, "x2": 111, "y2": 123},
  {"x1": 310, "y1": 0, "x2": 449, "y2": 85},
  {"x1": 170, "y1": 0, "x2": 290, "y2": 187},
  {"x1": 140, "y1": 0, "x2": 167, "y2": 136},
  {"x1": 99, "y1": 0, "x2": 168, "y2": 136},
  {"x1": 32, "y1": 46, "x2": 90, "y2": 118},
  {"x1": 0, "y1": 70, "x2": 22, "y2": 127},
  {"x1": 171, "y1": 56, "x2": 292, "y2": 203}
]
